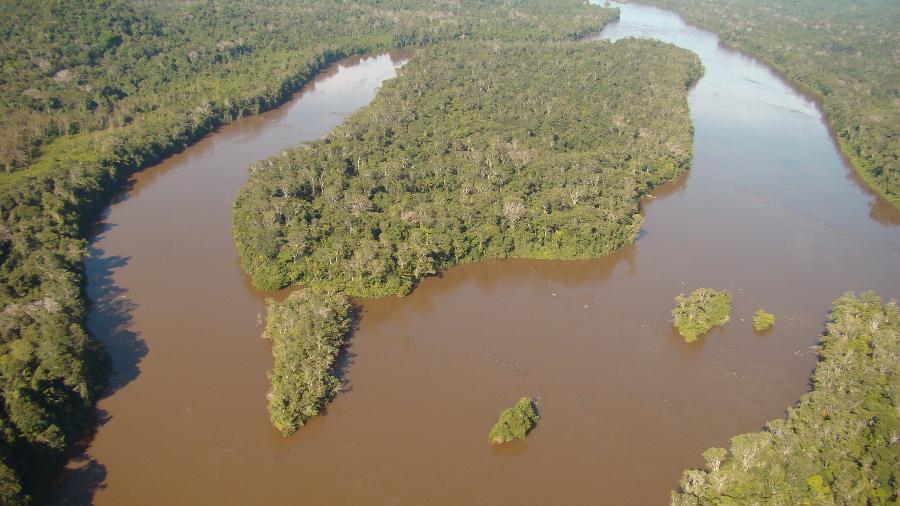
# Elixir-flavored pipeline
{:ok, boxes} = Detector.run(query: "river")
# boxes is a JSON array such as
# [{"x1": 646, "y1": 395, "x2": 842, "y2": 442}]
[{"x1": 52, "y1": 3, "x2": 899, "y2": 505}]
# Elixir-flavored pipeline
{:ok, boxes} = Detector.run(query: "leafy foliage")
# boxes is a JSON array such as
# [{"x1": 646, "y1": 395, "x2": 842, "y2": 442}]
[
  {"x1": 671, "y1": 292, "x2": 899, "y2": 505},
  {"x1": 643, "y1": 0, "x2": 900, "y2": 208},
  {"x1": 264, "y1": 288, "x2": 351, "y2": 436},
  {"x1": 0, "y1": 0, "x2": 617, "y2": 173},
  {"x1": 671, "y1": 289, "x2": 732, "y2": 342},
  {"x1": 752, "y1": 309, "x2": 775, "y2": 332},
  {"x1": 489, "y1": 397, "x2": 539, "y2": 444},
  {"x1": 233, "y1": 39, "x2": 702, "y2": 294},
  {"x1": 0, "y1": 0, "x2": 617, "y2": 500}
]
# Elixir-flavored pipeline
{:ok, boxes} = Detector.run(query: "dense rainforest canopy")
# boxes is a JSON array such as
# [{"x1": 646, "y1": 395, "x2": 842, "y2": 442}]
[
  {"x1": 671, "y1": 292, "x2": 899, "y2": 505},
  {"x1": 0, "y1": 0, "x2": 615, "y2": 174},
  {"x1": 235, "y1": 37, "x2": 701, "y2": 431},
  {"x1": 643, "y1": 0, "x2": 900, "y2": 208},
  {"x1": 234, "y1": 39, "x2": 702, "y2": 294},
  {"x1": 0, "y1": 0, "x2": 617, "y2": 502}
]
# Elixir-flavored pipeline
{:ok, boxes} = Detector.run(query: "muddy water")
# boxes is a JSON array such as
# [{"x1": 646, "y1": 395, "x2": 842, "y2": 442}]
[{"x1": 54, "y1": 4, "x2": 899, "y2": 505}]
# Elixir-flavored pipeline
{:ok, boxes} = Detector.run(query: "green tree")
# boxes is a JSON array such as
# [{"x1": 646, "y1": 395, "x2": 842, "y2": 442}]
[
  {"x1": 264, "y1": 288, "x2": 351, "y2": 436},
  {"x1": 671, "y1": 289, "x2": 732, "y2": 342},
  {"x1": 752, "y1": 309, "x2": 775, "y2": 331},
  {"x1": 488, "y1": 397, "x2": 539, "y2": 444},
  {"x1": 671, "y1": 292, "x2": 899, "y2": 505}
]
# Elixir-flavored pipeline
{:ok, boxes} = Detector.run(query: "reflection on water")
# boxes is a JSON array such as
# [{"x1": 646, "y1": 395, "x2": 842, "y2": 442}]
[{"x1": 53, "y1": 6, "x2": 898, "y2": 505}]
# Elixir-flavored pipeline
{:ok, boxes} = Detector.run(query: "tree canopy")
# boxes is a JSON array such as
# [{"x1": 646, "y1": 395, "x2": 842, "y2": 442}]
[
  {"x1": 0, "y1": 0, "x2": 617, "y2": 501},
  {"x1": 489, "y1": 397, "x2": 539, "y2": 444},
  {"x1": 264, "y1": 288, "x2": 351, "y2": 436},
  {"x1": 671, "y1": 292, "x2": 899, "y2": 505},
  {"x1": 234, "y1": 39, "x2": 702, "y2": 294},
  {"x1": 752, "y1": 309, "x2": 775, "y2": 332},
  {"x1": 671, "y1": 289, "x2": 732, "y2": 342}
]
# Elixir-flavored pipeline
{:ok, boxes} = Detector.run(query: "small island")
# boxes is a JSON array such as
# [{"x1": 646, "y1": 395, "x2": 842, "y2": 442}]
[
  {"x1": 753, "y1": 310, "x2": 775, "y2": 332},
  {"x1": 671, "y1": 288, "x2": 732, "y2": 342},
  {"x1": 264, "y1": 288, "x2": 352, "y2": 436},
  {"x1": 489, "y1": 397, "x2": 539, "y2": 445}
]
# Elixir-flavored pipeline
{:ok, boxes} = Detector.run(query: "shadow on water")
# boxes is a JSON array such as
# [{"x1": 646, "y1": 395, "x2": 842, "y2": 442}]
[
  {"x1": 331, "y1": 306, "x2": 362, "y2": 396},
  {"x1": 51, "y1": 454, "x2": 107, "y2": 506},
  {"x1": 84, "y1": 237, "x2": 147, "y2": 397}
]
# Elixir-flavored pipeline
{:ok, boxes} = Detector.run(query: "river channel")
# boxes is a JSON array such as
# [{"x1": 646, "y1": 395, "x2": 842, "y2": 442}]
[{"x1": 53, "y1": 3, "x2": 899, "y2": 504}]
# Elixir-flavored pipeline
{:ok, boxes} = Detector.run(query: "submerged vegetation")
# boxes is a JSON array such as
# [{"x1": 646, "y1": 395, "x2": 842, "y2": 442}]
[
  {"x1": 264, "y1": 288, "x2": 351, "y2": 436},
  {"x1": 752, "y1": 310, "x2": 775, "y2": 332},
  {"x1": 643, "y1": 0, "x2": 900, "y2": 208},
  {"x1": 0, "y1": 0, "x2": 617, "y2": 501},
  {"x1": 489, "y1": 397, "x2": 539, "y2": 444},
  {"x1": 671, "y1": 292, "x2": 899, "y2": 505},
  {"x1": 234, "y1": 39, "x2": 702, "y2": 294},
  {"x1": 671, "y1": 289, "x2": 732, "y2": 342}
]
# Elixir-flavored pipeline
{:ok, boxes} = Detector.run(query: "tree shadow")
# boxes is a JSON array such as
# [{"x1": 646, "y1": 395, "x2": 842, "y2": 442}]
[
  {"x1": 43, "y1": 409, "x2": 110, "y2": 506},
  {"x1": 44, "y1": 444, "x2": 108, "y2": 506},
  {"x1": 83, "y1": 240, "x2": 147, "y2": 398},
  {"x1": 331, "y1": 304, "x2": 361, "y2": 396}
]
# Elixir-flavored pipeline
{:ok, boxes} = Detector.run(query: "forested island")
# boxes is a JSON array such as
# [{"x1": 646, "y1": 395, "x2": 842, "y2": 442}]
[
  {"x1": 233, "y1": 38, "x2": 701, "y2": 429},
  {"x1": 234, "y1": 39, "x2": 701, "y2": 294},
  {"x1": 671, "y1": 292, "x2": 898, "y2": 505},
  {"x1": 0, "y1": 0, "x2": 618, "y2": 502},
  {"x1": 642, "y1": 0, "x2": 900, "y2": 208}
]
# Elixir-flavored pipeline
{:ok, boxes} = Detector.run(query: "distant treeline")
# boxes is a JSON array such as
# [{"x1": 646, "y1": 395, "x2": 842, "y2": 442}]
[
  {"x1": 643, "y1": 0, "x2": 900, "y2": 208},
  {"x1": 233, "y1": 38, "x2": 702, "y2": 431},
  {"x1": 671, "y1": 292, "x2": 899, "y2": 505},
  {"x1": 0, "y1": 0, "x2": 617, "y2": 502}
]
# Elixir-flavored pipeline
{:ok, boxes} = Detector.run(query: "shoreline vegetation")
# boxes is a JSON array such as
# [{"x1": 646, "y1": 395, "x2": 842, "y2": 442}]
[
  {"x1": 0, "y1": 0, "x2": 618, "y2": 502},
  {"x1": 640, "y1": 0, "x2": 900, "y2": 209},
  {"x1": 671, "y1": 292, "x2": 899, "y2": 505},
  {"x1": 233, "y1": 38, "x2": 702, "y2": 430}
]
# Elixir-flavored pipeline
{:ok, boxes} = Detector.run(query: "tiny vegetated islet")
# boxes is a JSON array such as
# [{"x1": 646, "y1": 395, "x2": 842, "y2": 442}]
[
  {"x1": 489, "y1": 397, "x2": 539, "y2": 444},
  {"x1": 671, "y1": 288, "x2": 732, "y2": 342},
  {"x1": 752, "y1": 309, "x2": 775, "y2": 332}
]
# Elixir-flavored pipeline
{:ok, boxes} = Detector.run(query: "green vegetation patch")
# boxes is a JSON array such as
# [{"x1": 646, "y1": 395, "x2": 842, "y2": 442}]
[
  {"x1": 752, "y1": 309, "x2": 775, "y2": 332},
  {"x1": 671, "y1": 288, "x2": 732, "y2": 342},
  {"x1": 264, "y1": 288, "x2": 351, "y2": 436},
  {"x1": 0, "y1": 0, "x2": 617, "y2": 498},
  {"x1": 233, "y1": 39, "x2": 703, "y2": 294},
  {"x1": 644, "y1": 0, "x2": 900, "y2": 208},
  {"x1": 671, "y1": 292, "x2": 899, "y2": 505},
  {"x1": 489, "y1": 397, "x2": 539, "y2": 444}
]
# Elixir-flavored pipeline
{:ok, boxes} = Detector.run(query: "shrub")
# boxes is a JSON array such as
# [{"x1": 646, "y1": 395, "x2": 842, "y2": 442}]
[
  {"x1": 752, "y1": 310, "x2": 775, "y2": 331},
  {"x1": 488, "y1": 397, "x2": 539, "y2": 444},
  {"x1": 671, "y1": 288, "x2": 732, "y2": 342}
]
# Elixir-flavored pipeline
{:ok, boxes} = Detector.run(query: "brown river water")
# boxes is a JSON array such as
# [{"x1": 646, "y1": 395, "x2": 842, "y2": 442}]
[{"x1": 52, "y1": 3, "x2": 899, "y2": 505}]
